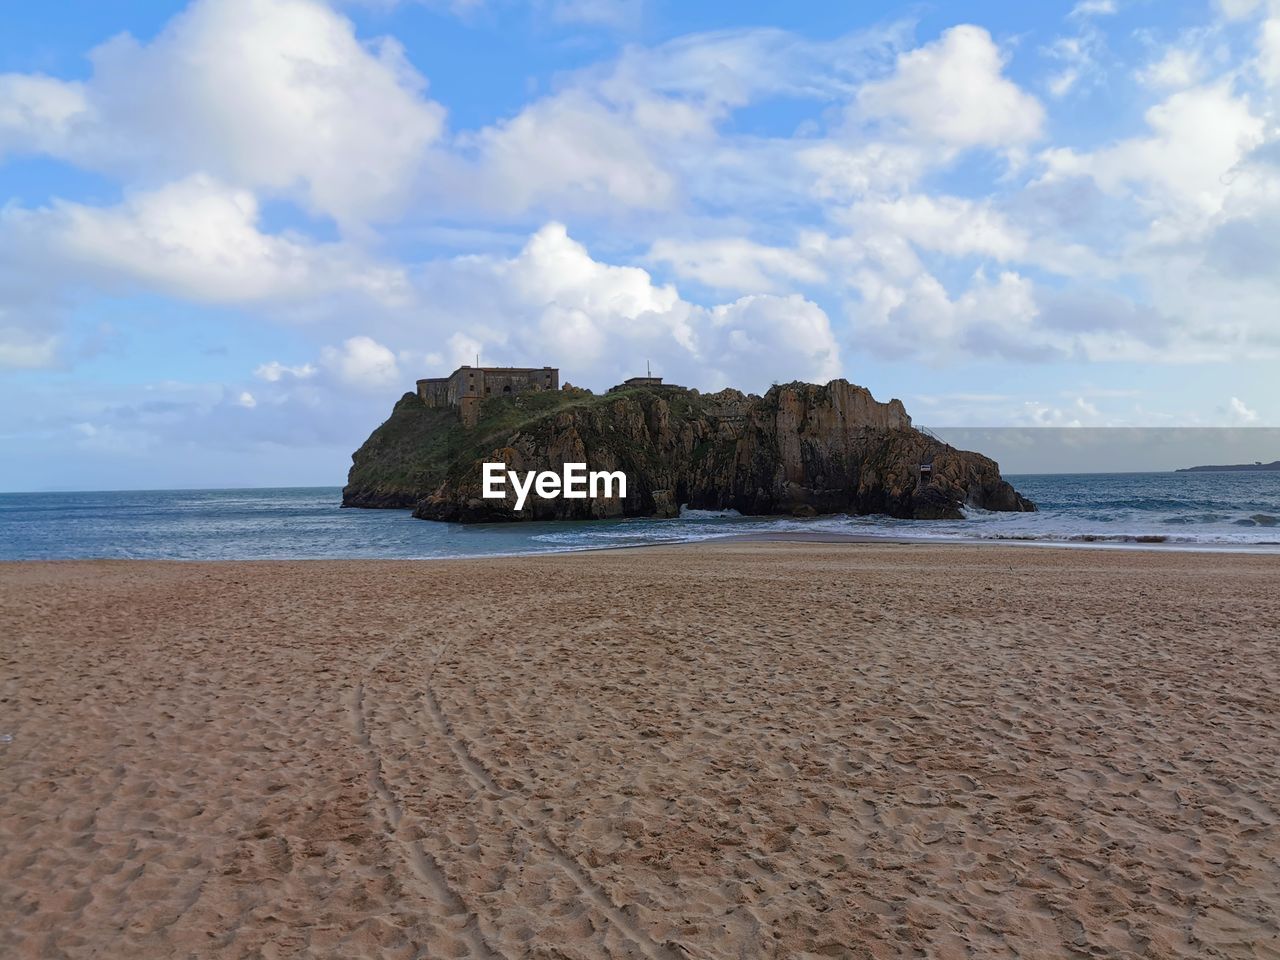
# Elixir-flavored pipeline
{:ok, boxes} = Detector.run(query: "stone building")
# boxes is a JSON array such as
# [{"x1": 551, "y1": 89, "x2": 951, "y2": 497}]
[
  {"x1": 417, "y1": 365, "x2": 559, "y2": 427},
  {"x1": 607, "y1": 374, "x2": 684, "y2": 394}
]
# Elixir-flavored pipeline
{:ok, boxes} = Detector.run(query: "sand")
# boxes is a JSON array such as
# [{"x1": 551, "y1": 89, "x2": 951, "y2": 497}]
[{"x1": 2, "y1": 542, "x2": 1278, "y2": 959}]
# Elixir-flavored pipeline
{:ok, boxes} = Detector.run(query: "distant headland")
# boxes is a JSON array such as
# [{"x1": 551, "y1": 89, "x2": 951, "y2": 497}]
[
  {"x1": 1176, "y1": 460, "x2": 1280, "y2": 473},
  {"x1": 344, "y1": 363, "x2": 1035, "y2": 523}
]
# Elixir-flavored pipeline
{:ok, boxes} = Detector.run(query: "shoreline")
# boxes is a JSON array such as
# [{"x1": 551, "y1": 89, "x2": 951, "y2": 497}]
[
  {"x1": 712, "y1": 529, "x2": 1280, "y2": 553},
  {"x1": 4, "y1": 526, "x2": 1279, "y2": 565}
]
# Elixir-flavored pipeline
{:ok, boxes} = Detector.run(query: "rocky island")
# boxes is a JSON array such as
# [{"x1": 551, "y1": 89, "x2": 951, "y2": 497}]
[
  {"x1": 1176, "y1": 460, "x2": 1280, "y2": 472},
  {"x1": 342, "y1": 366, "x2": 1035, "y2": 522}
]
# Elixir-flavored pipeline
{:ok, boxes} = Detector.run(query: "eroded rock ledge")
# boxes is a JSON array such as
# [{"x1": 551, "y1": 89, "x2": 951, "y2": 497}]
[{"x1": 342, "y1": 379, "x2": 1035, "y2": 522}]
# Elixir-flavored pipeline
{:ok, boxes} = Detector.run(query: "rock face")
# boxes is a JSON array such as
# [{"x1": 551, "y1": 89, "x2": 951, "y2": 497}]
[
  {"x1": 341, "y1": 396, "x2": 461, "y2": 509},
  {"x1": 343, "y1": 379, "x2": 1035, "y2": 522}
]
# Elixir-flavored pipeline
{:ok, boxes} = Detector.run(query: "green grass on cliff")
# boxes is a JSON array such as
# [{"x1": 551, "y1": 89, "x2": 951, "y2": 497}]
[
  {"x1": 468, "y1": 386, "x2": 730, "y2": 484},
  {"x1": 457, "y1": 387, "x2": 710, "y2": 479},
  {"x1": 346, "y1": 387, "x2": 708, "y2": 503},
  {"x1": 343, "y1": 394, "x2": 462, "y2": 503},
  {"x1": 465, "y1": 387, "x2": 711, "y2": 456},
  {"x1": 469, "y1": 389, "x2": 596, "y2": 445}
]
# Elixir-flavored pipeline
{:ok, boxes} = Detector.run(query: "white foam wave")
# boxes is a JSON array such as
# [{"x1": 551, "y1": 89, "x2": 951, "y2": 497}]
[
  {"x1": 529, "y1": 507, "x2": 1280, "y2": 553},
  {"x1": 678, "y1": 505, "x2": 743, "y2": 518}
]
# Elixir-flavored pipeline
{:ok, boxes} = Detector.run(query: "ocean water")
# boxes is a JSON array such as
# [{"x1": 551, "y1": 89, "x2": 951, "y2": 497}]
[{"x1": 1, "y1": 473, "x2": 1278, "y2": 561}]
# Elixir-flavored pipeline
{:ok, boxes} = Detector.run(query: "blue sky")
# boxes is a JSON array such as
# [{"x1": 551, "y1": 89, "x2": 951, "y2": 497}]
[{"x1": 2, "y1": 0, "x2": 1278, "y2": 489}]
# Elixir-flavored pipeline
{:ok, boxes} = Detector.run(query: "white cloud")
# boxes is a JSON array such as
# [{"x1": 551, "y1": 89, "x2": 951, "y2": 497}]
[
  {"x1": 235, "y1": 391, "x2": 258, "y2": 408},
  {"x1": 846, "y1": 195, "x2": 1029, "y2": 261},
  {"x1": 703, "y1": 294, "x2": 840, "y2": 385},
  {"x1": 428, "y1": 24, "x2": 907, "y2": 217},
  {"x1": 0, "y1": 174, "x2": 418, "y2": 382},
  {"x1": 1070, "y1": 1, "x2": 1117, "y2": 18},
  {"x1": 647, "y1": 236, "x2": 827, "y2": 293},
  {"x1": 5, "y1": 0, "x2": 1280, "y2": 402},
  {"x1": 1043, "y1": 20, "x2": 1108, "y2": 99},
  {"x1": 851, "y1": 266, "x2": 1057, "y2": 363},
  {"x1": 451, "y1": 88, "x2": 685, "y2": 215},
  {"x1": 321, "y1": 335, "x2": 401, "y2": 389},
  {"x1": 1138, "y1": 47, "x2": 1207, "y2": 89},
  {"x1": 1021, "y1": 396, "x2": 1105, "y2": 427},
  {"x1": 0, "y1": 326, "x2": 59, "y2": 370},
  {"x1": 414, "y1": 222, "x2": 840, "y2": 390},
  {"x1": 344, "y1": 0, "x2": 635, "y2": 28},
  {"x1": 422, "y1": 221, "x2": 691, "y2": 374},
  {"x1": 1039, "y1": 83, "x2": 1266, "y2": 229},
  {"x1": 857, "y1": 25, "x2": 1044, "y2": 150},
  {"x1": 0, "y1": 172, "x2": 419, "y2": 384},
  {"x1": 0, "y1": 74, "x2": 89, "y2": 157},
  {"x1": 1, "y1": 175, "x2": 409, "y2": 304},
  {"x1": 1217, "y1": 0, "x2": 1266, "y2": 21},
  {"x1": 235, "y1": 224, "x2": 839, "y2": 395},
  {"x1": 1229, "y1": 396, "x2": 1259, "y2": 422},
  {"x1": 1046, "y1": 42, "x2": 1089, "y2": 97},
  {"x1": 71, "y1": 421, "x2": 156, "y2": 455},
  {"x1": 0, "y1": 0, "x2": 445, "y2": 227},
  {"x1": 1015, "y1": 13, "x2": 1280, "y2": 365},
  {"x1": 1260, "y1": 15, "x2": 1280, "y2": 83},
  {"x1": 797, "y1": 141, "x2": 930, "y2": 201},
  {"x1": 255, "y1": 360, "x2": 318, "y2": 382}
]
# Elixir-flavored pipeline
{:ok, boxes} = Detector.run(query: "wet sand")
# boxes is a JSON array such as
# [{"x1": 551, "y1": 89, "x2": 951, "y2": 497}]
[{"x1": 2, "y1": 543, "x2": 1278, "y2": 959}]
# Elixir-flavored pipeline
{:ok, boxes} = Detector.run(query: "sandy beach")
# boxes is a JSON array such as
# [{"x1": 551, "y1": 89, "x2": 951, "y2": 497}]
[{"x1": 2, "y1": 542, "x2": 1278, "y2": 959}]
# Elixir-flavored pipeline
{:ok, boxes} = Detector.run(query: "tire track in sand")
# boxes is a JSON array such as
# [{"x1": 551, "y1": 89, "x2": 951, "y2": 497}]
[
  {"x1": 346, "y1": 679, "x2": 506, "y2": 960},
  {"x1": 417, "y1": 673, "x2": 690, "y2": 960}
]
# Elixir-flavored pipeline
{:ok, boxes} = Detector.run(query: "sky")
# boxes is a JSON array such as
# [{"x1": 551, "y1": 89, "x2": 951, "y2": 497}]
[{"x1": 2, "y1": 0, "x2": 1279, "y2": 490}]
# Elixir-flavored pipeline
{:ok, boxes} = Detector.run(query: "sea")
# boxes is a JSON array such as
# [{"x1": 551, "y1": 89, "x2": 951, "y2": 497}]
[{"x1": 1, "y1": 472, "x2": 1279, "y2": 561}]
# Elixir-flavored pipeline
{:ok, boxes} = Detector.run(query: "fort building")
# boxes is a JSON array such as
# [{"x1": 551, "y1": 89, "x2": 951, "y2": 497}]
[{"x1": 417, "y1": 365, "x2": 559, "y2": 427}]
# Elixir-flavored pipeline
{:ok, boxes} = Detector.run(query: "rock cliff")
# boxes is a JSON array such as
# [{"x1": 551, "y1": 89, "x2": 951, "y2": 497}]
[{"x1": 343, "y1": 380, "x2": 1035, "y2": 522}]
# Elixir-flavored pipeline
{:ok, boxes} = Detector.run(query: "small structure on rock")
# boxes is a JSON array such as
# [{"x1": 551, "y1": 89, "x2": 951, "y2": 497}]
[
  {"x1": 608, "y1": 361, "x2": 682, "y2": 394},
  {"x1": 607, "y1": 364, "x2": 684, "y2": 394}
]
